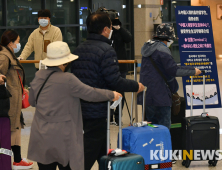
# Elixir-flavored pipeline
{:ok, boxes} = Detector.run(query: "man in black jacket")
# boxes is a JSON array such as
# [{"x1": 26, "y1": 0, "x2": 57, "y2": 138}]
[
  {"x1": 71, "y1": 12, "x2": 144, "y2": 170},
  {"x1": 95, "y1": 8, "x2": 133, "y2": 125}
]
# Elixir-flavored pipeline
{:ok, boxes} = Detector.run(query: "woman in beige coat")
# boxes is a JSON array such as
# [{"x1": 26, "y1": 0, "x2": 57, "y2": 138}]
[
  {"x1": 0, "y1": 30, "x2": 33, "y2": 169},
  {"x1": 27, "y1": 41, "x2": 122, "y2": 170}
]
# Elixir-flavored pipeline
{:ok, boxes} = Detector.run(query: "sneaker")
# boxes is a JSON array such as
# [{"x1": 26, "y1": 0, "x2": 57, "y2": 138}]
[
  {"x1": 172, "y1": 159, "x2": 177, "y2": 164},
  {"x1": 115, "y1": 121, "x2": 123, "y2": 126},
  {"x1": 23, "y1": 158, "x2": 33, "y2": 165},
  {"x1": 110, "y1": 121, "x2": 117, "y2": 126},
  {"x1": 13, "y1": 158, "x2": 33, "y2": 169}
]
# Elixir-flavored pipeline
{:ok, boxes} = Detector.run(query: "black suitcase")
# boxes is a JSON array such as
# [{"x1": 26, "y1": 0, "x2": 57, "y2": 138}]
[{"x1": 182, "y1": 71, "x2": 220, "y2": 168}]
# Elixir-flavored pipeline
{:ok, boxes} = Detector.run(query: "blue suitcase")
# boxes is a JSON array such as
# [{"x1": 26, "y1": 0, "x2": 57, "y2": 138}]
[
  {"x1": 121, "y1": 87, "x2": 172, "y2": 170},
  {"x1": 99, "y1": 100, "x2": 145, "y2": 170},
  {"x1": 122, "y1": 125, "x2": 172, "y2": 170}
]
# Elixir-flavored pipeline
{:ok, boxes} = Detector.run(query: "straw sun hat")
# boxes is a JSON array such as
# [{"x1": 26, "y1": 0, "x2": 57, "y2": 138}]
[{"x1": 42, "y1": 41, "x2": 78, "y2": 66}]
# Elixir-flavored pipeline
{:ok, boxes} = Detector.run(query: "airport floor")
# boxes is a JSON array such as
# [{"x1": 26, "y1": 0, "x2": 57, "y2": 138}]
[{"x1": 20, "y1": 59, "x2": 222, "y2": 170}]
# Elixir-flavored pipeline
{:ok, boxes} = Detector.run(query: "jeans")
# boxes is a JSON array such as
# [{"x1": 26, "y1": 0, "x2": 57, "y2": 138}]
[{"x1": 145, "y1": 106, "x2": 171, "y2": 129}]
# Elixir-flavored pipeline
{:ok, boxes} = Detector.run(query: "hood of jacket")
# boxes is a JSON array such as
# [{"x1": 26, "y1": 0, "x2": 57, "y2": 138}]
[{"x1": 141, "y1": 39, "x2": 171, "y2": 57}]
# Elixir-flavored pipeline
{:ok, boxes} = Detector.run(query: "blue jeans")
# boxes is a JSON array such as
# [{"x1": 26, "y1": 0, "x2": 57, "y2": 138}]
[{"x1": 145, "y1": 106, "x2": 171, "y2": 129}]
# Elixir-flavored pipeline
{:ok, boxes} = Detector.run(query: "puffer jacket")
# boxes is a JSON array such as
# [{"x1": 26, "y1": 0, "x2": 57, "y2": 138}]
[
  {"x1": 72, "y1": 33, "x2": 139, "y2": 119},
  {"x1": 138, "y1": 39, "x2": 195, "y2": 107}
]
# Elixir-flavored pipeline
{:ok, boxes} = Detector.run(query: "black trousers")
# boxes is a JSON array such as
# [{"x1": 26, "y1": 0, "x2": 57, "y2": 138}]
[
  {"x1": 37, "y1": 162, "x2": 71, "y2": 170},
  {"x1": 83, "y1": 118, "x2": 107, "y2": 170}
]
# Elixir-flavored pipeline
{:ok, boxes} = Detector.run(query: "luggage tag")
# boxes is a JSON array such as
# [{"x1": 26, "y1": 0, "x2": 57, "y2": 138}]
[
  {"x1": 110, "y1": 97, "x2": 122, "y2": 109},
  {"x1": 148, "y1": 124, "x2": 158, "y2": 128},
  {"x1": 109, "y1": 148, "x2": 127, "y2": 156},
  {"x1": 39, "y1": 60, "x2": 48, "y2": 70}
]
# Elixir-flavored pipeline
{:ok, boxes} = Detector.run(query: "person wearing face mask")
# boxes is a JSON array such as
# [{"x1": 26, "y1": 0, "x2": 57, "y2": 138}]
[
  {"x1": 110, "y1": 13, "x2": 132, "y2": 126},
  {"x1": 95, "y1": 8, "x2": 133, "y2": 126},
  {"x1": 18, "y1": 9, "x2": 62, "y2": 70},
  {"x1": 27, "y1": 41, "x2": 122, "y2": 170},
  {"x1": 137, "y1": 23, "x2": 202, "y2": 129},
  {"x1": 0, "y1": 30, "x2": 33, "y2": 169},
  {"x1": 71, "y1": 12, "x2": 145, "y2": 170}
]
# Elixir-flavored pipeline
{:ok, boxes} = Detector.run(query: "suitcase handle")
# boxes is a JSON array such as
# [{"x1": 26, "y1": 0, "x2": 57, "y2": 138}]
[
  {"x1": 107, "y1": 98, "x2": 123, "y2": 154},
  {"x1": 142, "y1": 87, "x2": 147, "y2": 121},
  {"x1": 190, "y1": 70, "x2": 206, "y2": 116}
]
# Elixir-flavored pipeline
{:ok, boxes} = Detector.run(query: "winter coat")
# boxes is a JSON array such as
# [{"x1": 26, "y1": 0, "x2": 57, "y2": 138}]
[
  {"x1": 111, "y1": 27, "x2": 132, "y2": 73},
  {"x1": 72, "y1": 33, "x2": 139, "y2": 119},
  {"x1": 0, "y1": 46, "x2": 25, "y2": 131},
  {"x1": 27, "y1": 67, "x2": 114, "y2": 170},
  {"x1": 19, "y1": 24, "x2": 62, "y2": 68},
  {"x1": 138, "y1": 39, "x2": 195, "y2": 107}
]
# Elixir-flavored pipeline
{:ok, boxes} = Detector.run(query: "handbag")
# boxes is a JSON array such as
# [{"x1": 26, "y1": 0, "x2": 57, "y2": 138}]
[
  {"x1": 17, "y1": 70, "x2": 30, "y2": 109},
  {"x1": 149, "y1": 56, "x2": 181, "y2": 116}
]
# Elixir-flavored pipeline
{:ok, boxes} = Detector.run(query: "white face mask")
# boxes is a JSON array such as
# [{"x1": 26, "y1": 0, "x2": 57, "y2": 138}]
[
  {"x1": 108, "y1": 30, "x2": 113, "y2": 39},
  {"x1": 106, "y1": 27, "x2": 113, "y2": 39},
  {"x1": 39, "y1": 19, "x2": 49, "y2": 27},
  {"x1": 12, "y1": 43, "x2": 21, "y2": 53},
  {"x1": 167, "y1": 40, "x2": 174, "y2": 47}
]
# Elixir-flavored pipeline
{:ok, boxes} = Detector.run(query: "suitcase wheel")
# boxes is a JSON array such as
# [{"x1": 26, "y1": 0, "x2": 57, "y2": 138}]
[
  {"x1": 182, "y1": 161, "x2": 186, "y2": 166},
  {"x1": 208, "y1": 160, "x2": 217, "y2": 166},
  {"x1": 185, "y1": 160, "x2": 191, "y2": 168}
]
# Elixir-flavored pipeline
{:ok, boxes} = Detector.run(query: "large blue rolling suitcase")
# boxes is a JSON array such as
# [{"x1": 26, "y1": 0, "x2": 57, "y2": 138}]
[
  {"x1": 122, "y1": 125, "x2": 172, "y2": 170},
  {"x1": 99, "y1": 99, "x2": 145, "y2": 170},
  {"x1": 122, "y1": 87, "x2": 172, "y2": 170}
]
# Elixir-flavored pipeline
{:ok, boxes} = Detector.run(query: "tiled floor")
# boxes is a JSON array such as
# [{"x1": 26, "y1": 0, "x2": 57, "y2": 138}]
[{"x1": 20, "y1": 60, "x2": 222, "y2": 170}]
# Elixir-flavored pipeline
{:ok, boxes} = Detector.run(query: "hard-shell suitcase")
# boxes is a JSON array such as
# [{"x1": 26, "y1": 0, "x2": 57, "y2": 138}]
[
  {"x1": 99, "y1": 99, "x2": 145, "y2": 170},
  {"x1": 0, "y1": 117, "x2": 12, "y2": 170},
  {"x1": 122, "y1": 125, "x2": 172, "y2": 170},
  {"x1": 182, "y1": 71, "x2": 220, "y2": 167},
  {"x1": 122, "y1": 88, "x2": 172, "y2": 170}
]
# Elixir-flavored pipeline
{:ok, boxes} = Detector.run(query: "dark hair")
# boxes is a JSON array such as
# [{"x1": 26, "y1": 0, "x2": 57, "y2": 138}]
[
  {"x1": 0, "y1": 29, "x2": 26, "y2": 87},
  {"x1": 38, "y1": 9, "x2": 51, "y2": 18},
  {"x1": 86, "y1": 12, "x2": 111, "y2": 34},
  {"x1": 0, "y1": 30, "x2": 19, "y2": 51}
]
